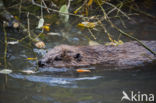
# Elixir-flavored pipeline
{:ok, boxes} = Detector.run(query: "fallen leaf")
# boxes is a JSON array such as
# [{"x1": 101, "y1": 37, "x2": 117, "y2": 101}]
[
  {"x1": 74, "y1": 6, "x2": 82, "y2": 14},
  {"x1": 76, "y1": 69, "x2": 91, "y2": 73},
  {"x1": 0, "y1": 69, "x2": 12, "y2": 74},
  {"x1": 105, "y1": 42, "x2": 117, "y2": 46},
  {"x1": 47, "y1": 32, "x2": 61, "y2": 36},
  {"x1": 27, "y1": 58, "x2": 37, "y2": 60},
  {"x1": 14, "y1": 16, "x2": 20, "y2": 21},
  {"x1": 59, "y1": 4, "x2": 69, "y2": 22},
  {"x1": 42, "y1": 25, "x2": 50, "y2": 31},
  {"x1": 22, "y1": 70, "x2": 36, "y2": 74},
  {"x1": 35, "y1": 41, "x2": 45, "y2": 48},
  {"x1": 89, "y1": 40, "x2": 100, "y2": 46},
  {"x1": 105, "y1": 40, "x2": 124, "y2": 46},
  {"x1": 78, "y1": 22, "x2": 97, "y2": 28},
  {"x1": 87, "y1": 0, "x2": 93, "y2": 6},
  {"x1": 8, "y1": 41, "x2": 19, "y2": 45},
  {"x1": 37, "y1": 18, "x2": 44, "y2": 29},
  {"x1": 13, "y1": 22, "x2": 19, "y2": 28}
]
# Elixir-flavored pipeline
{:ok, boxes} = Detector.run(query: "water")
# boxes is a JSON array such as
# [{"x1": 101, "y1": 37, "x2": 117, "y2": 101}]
[
  {"x1": 0, "y1": 14, "x2": 156, "y2": 103},
  {"x1": 0, "y1": 66, "x2": 156, "y2": 103}
]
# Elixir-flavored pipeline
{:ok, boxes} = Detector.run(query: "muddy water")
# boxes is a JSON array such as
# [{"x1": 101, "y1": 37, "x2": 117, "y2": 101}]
[{"x1": 0, "y1": 15, "x2": 156, "y2": 103}]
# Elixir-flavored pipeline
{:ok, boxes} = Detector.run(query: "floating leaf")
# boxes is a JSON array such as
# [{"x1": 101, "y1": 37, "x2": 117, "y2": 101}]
[
  {"x1": 105, "y1": 40, "x2": 124, "y2": 46},
  {"x1": 22, "y1": 70, "x2": 35, "y2": 74},
  {"x1": 76, "y1": 69, "x2": 91, "y2": 73},
  {"x1": 105, "y1": 42, "x2": 117, "y2": 46},
  {"x1": 27, "y1": 57, "x2": 37, "y2": 60},
  {"x1": 35, "y1": 41, "x2": 45, "y2": 48},
  {"x1": 59, "y1": 4, "x2": 69, "y2": 22},
  {"x1": 0, "y1": 69, "x2": 12, "y2": 74},
  {"x1": 78, "y1": 22, "x2": 97, "y2": 28},
  {"x1": 47, "y1": 32, "x2": 61, "y2": 36},
  {"x1": 13, "y1": 22, "x2": 19, "y2": 28},
  {"x1": 8, "y1": 41, "x2": 19, "y2": 45},
  {"x1": 114, "y1": 40, "x2": 124, "y2": 45},
  {"x1": 42, "y1": 25, "x2": 50, "y2": 31},
  {"x1": 89, "y1": 40, "x2": 100, "y2": 46},
  {"x1": 37, "y1": 18, "x2": 44, "y2": 28}
]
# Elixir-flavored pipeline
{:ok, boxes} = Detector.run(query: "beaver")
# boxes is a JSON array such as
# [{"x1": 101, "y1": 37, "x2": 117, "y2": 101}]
[{"x1": 38, "y1": 41, "x2": 156, "y2": 69}]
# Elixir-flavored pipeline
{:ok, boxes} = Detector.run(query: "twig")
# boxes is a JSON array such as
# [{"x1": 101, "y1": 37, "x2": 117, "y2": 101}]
[
  {"x1": 88, "y1": 28, "x2": 96, "y2": 40},
  {"x1": 31, "y1": 0, "x2": 88, "y2": 19},
  {"x1": 130, "y1": 6, "x2": 156, "y2": 19},
  {"x1": 104, "y1": 1, "x2": 132, "y2": 20},
  {"x1": 41, "y1": 0, "x2": 50, "y2": 13},
  {"x1": 18, "y1": 0, "x2": 22, "y2": 17},
  {"x1": 29, "y1": 43, "x2": 39, "y2": 72},
  {"x1": 67, "y1": 0, "x2": 71, "y2": 9},
  {"x1": 3, "y1": 24, "x2": 8, "y2": 68},
  {"x1": 26, "y1": 12, "x2": 41, "y2": 42},
  {"x1": 97, "y1": 0, "x2": 156, "y2": 56}
]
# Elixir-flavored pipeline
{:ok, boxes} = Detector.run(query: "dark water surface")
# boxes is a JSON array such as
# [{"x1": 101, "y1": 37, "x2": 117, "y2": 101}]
[{"x1": 0, "y1": 15, "x2": 156, "y2": 103}]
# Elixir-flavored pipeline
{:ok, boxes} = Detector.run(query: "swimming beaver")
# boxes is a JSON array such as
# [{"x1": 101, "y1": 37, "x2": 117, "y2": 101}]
[{"x1": 38, "y1": 41, "x2": 156, "y2": 69}]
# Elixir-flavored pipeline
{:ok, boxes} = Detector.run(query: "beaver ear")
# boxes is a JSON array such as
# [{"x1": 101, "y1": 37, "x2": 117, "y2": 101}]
[{"x1": 74, "y1": 53, "x2": 82, "y2": 61}]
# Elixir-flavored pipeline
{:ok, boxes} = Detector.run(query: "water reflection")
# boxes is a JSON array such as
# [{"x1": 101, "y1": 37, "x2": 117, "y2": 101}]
[{"x1": 9, "y1": 72, "x2": 102, "y2": 88}]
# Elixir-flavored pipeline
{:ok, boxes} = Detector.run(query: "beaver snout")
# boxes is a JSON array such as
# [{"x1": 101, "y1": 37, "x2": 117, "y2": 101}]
[{"x1": 38, "y1": 60, "x2": 46, "y2": 67}]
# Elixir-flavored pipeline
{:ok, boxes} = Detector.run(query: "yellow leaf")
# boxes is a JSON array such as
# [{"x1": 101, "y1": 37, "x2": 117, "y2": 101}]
[
  {"x1": 89, "y1": 40, "x2": 100, "y2": 46},
  {"x1": 105, "y1": 42, "x2": 117, "y2": 46},
  {"x1": 76, "y1": 69, "x2": 91, "y2": 73},
  {"x1": 78, "y1": 22, "x2": 96, "y2": 28},
  {"x1": 42, "y1": 25, "x2": 50, "y2": 31},
  {"x1": 14, "y1": 16, "x2": 20, "y2": 21},
  {"x1": 27, "y1": 58, "x2": 37, "y2": 60},
  {"x1": 74, "y1": 6, "x2": 82, "y2": 14},
  {"x1": 105, "y1": 40, "x2": 124, "y2": 46},
  {"x1": 118, "y1": 40, "x2": 124, "y2": 45},
  {"x1": 87, "y1": 0, "x2": 93, "y2": 6}
]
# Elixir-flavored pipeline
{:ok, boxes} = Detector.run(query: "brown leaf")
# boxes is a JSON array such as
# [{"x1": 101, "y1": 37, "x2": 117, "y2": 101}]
[
  {"x1": 76, "y1": 69, "x2": 91, "y2": 73},
  {"x1": 35, "y1": 41, "x2": 45, "y2": 48}
]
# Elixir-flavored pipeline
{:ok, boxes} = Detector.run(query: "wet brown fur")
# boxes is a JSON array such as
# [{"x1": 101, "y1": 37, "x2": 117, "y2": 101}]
[{"x1": 39, "y1": 41, "x2": 156, "y2": 69}]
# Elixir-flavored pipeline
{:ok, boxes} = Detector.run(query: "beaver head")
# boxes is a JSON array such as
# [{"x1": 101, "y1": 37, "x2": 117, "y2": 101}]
[{"x1": 38, "y1": 45, "x2": 83, "y2": 67}]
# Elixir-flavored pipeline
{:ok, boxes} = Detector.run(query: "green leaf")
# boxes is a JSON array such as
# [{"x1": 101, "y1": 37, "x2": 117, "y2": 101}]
[
  {"x1": 59, "y1": 4, "x2": 69, "y2": 22},
  {"x1": 0, "y1": 69, "x2": 12, "y2": 74}
]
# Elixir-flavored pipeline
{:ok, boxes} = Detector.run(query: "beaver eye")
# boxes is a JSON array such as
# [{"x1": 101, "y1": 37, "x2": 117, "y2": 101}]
[
  {"x1": 74, "y1": 53, "x2": 82, "y2": 61},
  {"x1": 46, "y1": 58, "x2": 52, "y2": 63},
  {"x1": 54, "y1": 56, "x2": 62, "y2": 61}
]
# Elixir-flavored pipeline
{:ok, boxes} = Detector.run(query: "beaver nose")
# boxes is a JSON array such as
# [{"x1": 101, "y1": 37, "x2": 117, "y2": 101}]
[{"x1": 38, "y1": 60, "x2": 45, "y2": 67}]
